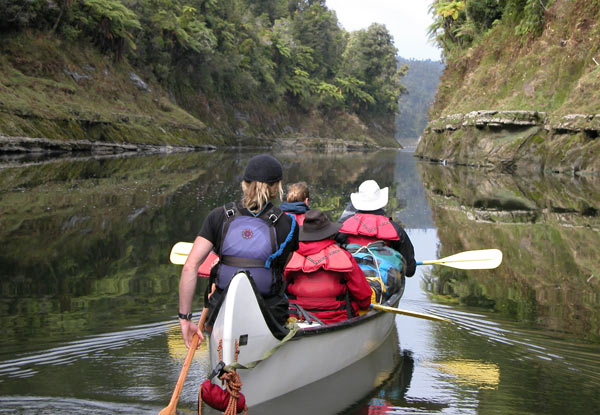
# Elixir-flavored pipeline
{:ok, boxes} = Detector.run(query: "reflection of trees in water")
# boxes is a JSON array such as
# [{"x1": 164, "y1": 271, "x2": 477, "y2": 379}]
[
  {"x1": 0, "y1": 150, "x2": 407, "y2": 347},
  {"x1": 276, "y1": 150, "x2": 398, "y2": 220},
  {"x1": 417, "y1": 162, "x2": 600, "y2": 340},
  {"x1": 0, "y1": 152, "x2": 226, "y2": 346}
]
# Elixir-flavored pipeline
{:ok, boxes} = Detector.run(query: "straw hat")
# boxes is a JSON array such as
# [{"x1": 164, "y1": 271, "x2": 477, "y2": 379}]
[{"x1": 350, "y1": 180, "x2": 389, "y2": 211}]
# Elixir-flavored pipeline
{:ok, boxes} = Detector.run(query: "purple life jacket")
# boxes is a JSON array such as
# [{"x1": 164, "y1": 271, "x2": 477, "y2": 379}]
[{"x1": 216, "y1": 202, "x2": 282, "y2": 295}]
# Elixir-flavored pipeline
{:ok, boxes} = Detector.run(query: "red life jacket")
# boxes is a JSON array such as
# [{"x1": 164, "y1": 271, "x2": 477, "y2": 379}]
[
  {"x1": 338, "y1": 213, "x2": 399, "y2": 246},
  {"x1": 285, "y1": 243, "x2": 354, "y2": 324},
  {"x1": 285, "y1": 212, "x2": 306, "y2": 226}
]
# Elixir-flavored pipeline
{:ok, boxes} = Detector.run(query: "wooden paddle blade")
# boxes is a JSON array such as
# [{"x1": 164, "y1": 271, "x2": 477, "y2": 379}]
[
  {"x1": 371, "y1": 304, "x2": 451, "y2": 323},
  {"x1": 420, "y1": 249, "x2": 503, "y2": 270},
  {"x1": 170, "y1": 242, "x2": 193, "y2": 265}
]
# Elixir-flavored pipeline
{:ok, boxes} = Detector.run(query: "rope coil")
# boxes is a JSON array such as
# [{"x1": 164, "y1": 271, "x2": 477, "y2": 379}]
[{"x1": 199, "y1": 339, "x2": 248, "y2": 415}]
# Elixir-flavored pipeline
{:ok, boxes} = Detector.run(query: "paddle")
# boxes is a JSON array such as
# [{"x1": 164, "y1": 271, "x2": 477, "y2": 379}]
[
  {"x1": 169, "y1": 242, "x2": 219, "y2": 277},
  {"x1": 159, "y1": 333, "x2": 200, "y2": 415},
  {"x1": 170, "y1": 242, "x2": 503, "y2": 271},
  {"x1": 416, "y1": 249, "x2": 502, "y2": 270},
  {"x1": 169, "y1": 242, "x2": 194, "y2": 265},
  {"x1": 371, "y1": 303, "x2": 451, "y2": 323}
]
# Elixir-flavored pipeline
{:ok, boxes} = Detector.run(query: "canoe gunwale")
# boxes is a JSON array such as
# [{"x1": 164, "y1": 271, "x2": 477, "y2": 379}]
[{"x1": 291, "y1": 291, "x2": 403, "y2": 338}]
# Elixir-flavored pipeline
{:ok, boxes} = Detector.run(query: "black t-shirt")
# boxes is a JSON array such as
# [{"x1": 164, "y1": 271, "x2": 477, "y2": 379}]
[{"x1": 199, "y1": 201, "x2": 299, "y2": 302}]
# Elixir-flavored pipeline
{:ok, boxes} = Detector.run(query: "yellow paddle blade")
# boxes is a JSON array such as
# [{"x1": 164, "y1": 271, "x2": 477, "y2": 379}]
[
  {"x1": 169, "y1": 242, "x2": 193, "y2": 265},
  {"x1": 419, "y1": 249, "x2": 503, "y2": 270},
  {"x1": 371, "y1": 304, "x2": 451, "y2": 323}
]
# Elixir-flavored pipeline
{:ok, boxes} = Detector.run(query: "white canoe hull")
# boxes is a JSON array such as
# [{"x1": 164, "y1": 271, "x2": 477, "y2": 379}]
[{"x1": 208, "y1": 273, "x2": 401, "y2": 407}]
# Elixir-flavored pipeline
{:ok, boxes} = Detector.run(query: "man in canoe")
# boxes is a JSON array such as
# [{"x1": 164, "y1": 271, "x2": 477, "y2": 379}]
[
  {"x1": 178, "y1": 154, "x2": 299, "y2": 348},
  {"x1": 337, "y1": 180, "x2": 417, "y2": 277},
  {"x1": 280, "y1": 181, "x2": 310, "y2": 225},
  {"x1": 284, "y1": 209, "x2": 372, "y2": 324}
]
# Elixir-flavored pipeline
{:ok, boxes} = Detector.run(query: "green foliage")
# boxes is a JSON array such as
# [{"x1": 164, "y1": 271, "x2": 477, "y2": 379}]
[
  {"x1": 73, "y1": 0, "x2": 141, "y2": 57},
  {"x1": 2, "y1": 0, "x2": 408, "y2": 138},
  {"x1": 341, "y1": 24, "x2": 406, "y2": 115},
  {"x1": 291, "y1": 2, "x2": 346, "y2": 79},
  {"x1": 429, "y1": 0, "x2": 554, "y2": 58},
  {"x1": 0, "y1": 0, "x2": 59, "y2": 32},
  {"x1": 514, "y1": 0, "x2": 551, "y2": 36},
  {"x1": 428, "y1": 1, "x2": 470, "y2": 55},
  {"x1": 335, "y1": 76, "x2": 375, "y2": 109},
  {"x1": 466, "y1": 0, "x2": 504, "y2": 33}
]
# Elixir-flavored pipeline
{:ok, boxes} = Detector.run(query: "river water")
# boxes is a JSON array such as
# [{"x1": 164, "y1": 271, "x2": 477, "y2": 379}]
[{"x1": 0, "y1": 149, "x2": 599, "y2": 414}]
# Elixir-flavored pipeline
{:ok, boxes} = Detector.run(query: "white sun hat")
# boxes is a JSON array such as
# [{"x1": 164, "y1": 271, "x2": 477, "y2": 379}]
[{"x1": 350, "y1": 180, "x2": 389, "y2": 211}]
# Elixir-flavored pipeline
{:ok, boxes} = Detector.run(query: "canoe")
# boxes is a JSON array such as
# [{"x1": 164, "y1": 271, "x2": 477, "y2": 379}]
[
  {"x1": 207, "y1": 270, "x2": 405, "y2": 407},
  {"x1": 251, "y1": 326, "x2": 404, "y2": 414}
]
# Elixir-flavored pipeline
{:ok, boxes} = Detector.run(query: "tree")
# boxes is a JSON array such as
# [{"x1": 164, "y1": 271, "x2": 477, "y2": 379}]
[
  {"x1": 291, "y1": 2, "x2": 346, "y2": 79},
  {"x1": 341, "y1": 24, "x2": 406, "y2": 115},
  {"x1": 73, "y1": 0, "x2": 141, "y2": 58}
]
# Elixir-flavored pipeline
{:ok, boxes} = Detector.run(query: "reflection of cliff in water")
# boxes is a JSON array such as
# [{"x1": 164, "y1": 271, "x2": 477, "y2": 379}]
[{"x1": 417, "y1": 162, "x2": 600, "y2": 341}]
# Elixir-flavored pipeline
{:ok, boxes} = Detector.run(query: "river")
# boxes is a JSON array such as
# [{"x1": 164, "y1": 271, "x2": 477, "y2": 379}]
[{"x1": 0, "y1": 149, "x2": 599, "y2": 414}]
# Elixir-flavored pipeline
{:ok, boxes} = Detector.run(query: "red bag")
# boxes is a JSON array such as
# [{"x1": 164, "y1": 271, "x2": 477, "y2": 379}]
[{"x1": 200, "y1": 379, "x2": 246, "y2": 413}]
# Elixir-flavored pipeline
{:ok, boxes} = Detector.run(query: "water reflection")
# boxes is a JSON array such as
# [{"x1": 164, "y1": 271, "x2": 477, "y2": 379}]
[
  {"x1": 0, "y1": 150, "x2": 406, "y2": 351},
  {"x1": 417, "y1": 162, "x2": 600, "y2": 341},
  {"x1": 1, "y1": 150, "x2": 599, "y2": 415}
]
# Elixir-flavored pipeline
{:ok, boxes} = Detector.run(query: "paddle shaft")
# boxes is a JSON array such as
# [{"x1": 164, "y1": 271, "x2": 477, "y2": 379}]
[
  {"x1": 170, "y1": 242, "x2": 502, "y2": 271},
  {"x1": 158, "y1": 333, "x2": 200, "y2": 415},
  {"x1": 371, "y1": 303, "x2": 451, "y2": 323}
]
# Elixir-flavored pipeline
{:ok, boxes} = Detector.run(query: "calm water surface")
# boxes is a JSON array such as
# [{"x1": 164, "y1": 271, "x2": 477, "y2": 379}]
[{"x1": 0, "y1": 149, "x2": 599, "y2": 414}]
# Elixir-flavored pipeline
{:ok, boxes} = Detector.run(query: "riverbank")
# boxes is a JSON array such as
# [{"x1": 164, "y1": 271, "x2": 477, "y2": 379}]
[
  {"x1": 419, "y1": 1, "x2": 600, "y2": 175},
  {"x1": 416, "y1": 110, "x2": 600, "y2": 175},
  {"x1": 0, "y1": 134, "x2": 381, "y2": 162},
  {"x1": 0, "y1": 31, "x2": 399, "y2": 152}
]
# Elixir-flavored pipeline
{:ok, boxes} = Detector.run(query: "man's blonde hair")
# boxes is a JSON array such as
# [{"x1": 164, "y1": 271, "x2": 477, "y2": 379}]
[
  {"x1": 286, "y1": 182, "x2": 309, "y2": 202},
  {"x1": 242, "y1": 180, "x2": 283, "y2": 213}
]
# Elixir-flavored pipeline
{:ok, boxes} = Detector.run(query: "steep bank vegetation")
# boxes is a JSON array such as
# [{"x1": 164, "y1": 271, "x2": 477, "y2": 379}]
[
  {"x1": 0, "y1": 0, "x2": 406, "y2": 148},
  {"x1": 417, "y1": 0, "x2": 600, "y2": 174}
]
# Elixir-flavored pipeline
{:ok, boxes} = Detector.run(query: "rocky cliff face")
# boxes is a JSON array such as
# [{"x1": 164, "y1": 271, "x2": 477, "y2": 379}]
[
  {"x1": 416, "y1": 110, "x2": 599, "y2": 174},
  {"x1": 417, "y1": 0, "x2": 600, "y2": 175}
]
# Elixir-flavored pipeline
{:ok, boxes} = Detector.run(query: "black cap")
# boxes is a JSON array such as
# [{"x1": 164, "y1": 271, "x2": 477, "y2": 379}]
[
  {"x1": 243, "y1": 154, "x2": 283, "y2": 183},
  {"x1": 299, "y1": 209, "x2": 341, "y2": 242}
]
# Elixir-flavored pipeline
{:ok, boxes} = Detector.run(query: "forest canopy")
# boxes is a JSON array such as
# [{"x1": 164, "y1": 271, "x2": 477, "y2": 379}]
[{"x1": 0, "y1": 0, "x2": 407, "y2": 127}]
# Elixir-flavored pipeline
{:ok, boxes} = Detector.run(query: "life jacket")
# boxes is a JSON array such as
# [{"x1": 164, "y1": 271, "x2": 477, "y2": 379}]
[
  {"x1": 338, "y1": 213, "x2": 399, "y2": 247},
  {"x1": 285, "y1": 244, "x2": 354, "y2": 323},
  {"x1": 216, "y1": 202, "x2": 283, "y2": 295},
  {"x1": 286, "y1": 212, "x2": 306, "y2": 225}
]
